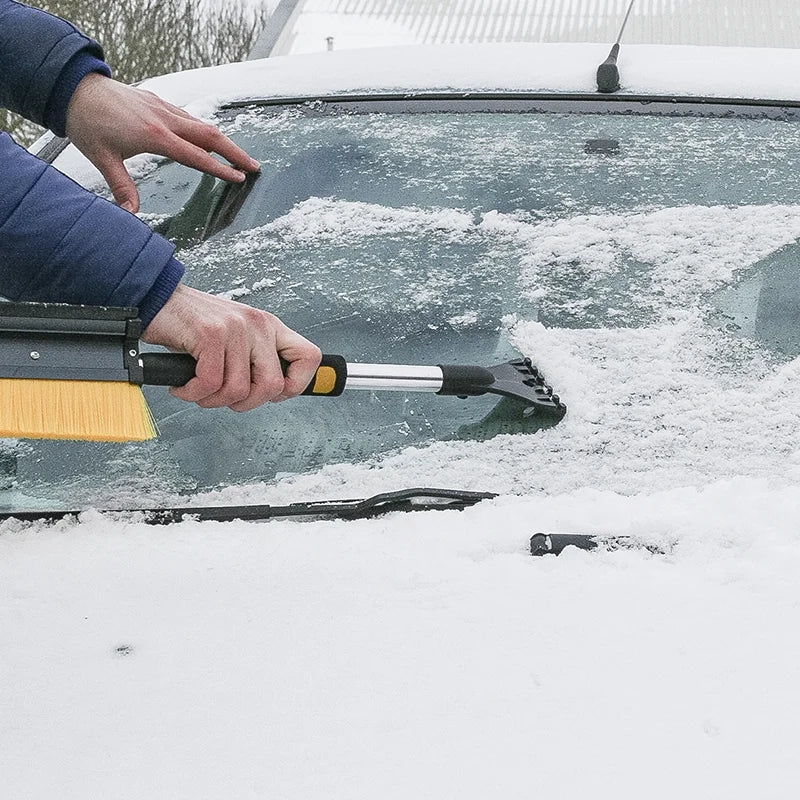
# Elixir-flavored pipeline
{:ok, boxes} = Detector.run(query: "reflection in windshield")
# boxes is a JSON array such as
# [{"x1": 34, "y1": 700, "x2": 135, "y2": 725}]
[
  {"x1": 3, "y1": 107, "x2": 800, "y2": 509},
  {"x1": 711, "y1": 242, "x2": 800, "y2": 356}
]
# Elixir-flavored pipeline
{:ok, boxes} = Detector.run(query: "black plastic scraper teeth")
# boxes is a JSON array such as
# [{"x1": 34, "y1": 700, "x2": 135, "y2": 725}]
[{"x1": 484, "y1": 359, "x2": 567, "y2": 420}]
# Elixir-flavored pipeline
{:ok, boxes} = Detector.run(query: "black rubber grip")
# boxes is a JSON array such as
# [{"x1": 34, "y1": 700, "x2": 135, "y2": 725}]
[
  {"x1": 436, "y1": 364, "x2": 495, "y2": 396},
  {"x1": 141, "y1": 352, "x2": 196, "y2": 386},
  {"x1": 140, "y1": 351, "x2": 347, "y2": 396}
]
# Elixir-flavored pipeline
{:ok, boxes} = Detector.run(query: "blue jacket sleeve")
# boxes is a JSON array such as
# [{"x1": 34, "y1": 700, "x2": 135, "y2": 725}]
[
  {"x1": 0, "y1": 0, "x2": 184, "y2": 326},
  {"x1": 0, "y1": 133, "x2": 184, "y2": 326},
  {"x1": 0, "y1": 0, "x2": 109, "y2": 135}
]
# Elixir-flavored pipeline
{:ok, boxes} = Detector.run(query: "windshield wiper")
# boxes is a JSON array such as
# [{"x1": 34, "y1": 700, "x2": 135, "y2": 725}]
[
  {"x1": 0, "y1": 488, "x2": 496, "y2": 525},
  {"x1": 530, "y1": 532, "x2": 667, "y2": 556},
  {"x1": 597, "y1": 0, "x2": 636, "y2": 93}
]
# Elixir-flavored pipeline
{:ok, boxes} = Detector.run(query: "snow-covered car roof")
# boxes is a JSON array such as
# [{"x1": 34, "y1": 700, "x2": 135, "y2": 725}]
[{"x1": 137, "y1": 43, "x2": 800, "y2": 114}]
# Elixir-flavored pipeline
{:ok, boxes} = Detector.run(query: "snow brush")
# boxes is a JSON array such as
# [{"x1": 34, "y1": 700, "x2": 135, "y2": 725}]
[{"x1": 0, "y1": 302, "x2": 565, "y2": 441}]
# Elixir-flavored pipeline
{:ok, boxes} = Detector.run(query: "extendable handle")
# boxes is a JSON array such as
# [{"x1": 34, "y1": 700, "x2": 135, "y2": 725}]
[
  {"x1": 140, "y1": 352, "x2": 348, "y2": 396},
  {"x1": 138, "y1": 353, "x2": 565, "y2": 417}
]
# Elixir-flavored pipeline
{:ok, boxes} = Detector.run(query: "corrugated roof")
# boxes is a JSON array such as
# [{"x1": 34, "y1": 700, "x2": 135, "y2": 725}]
[{"x1": 262, "y1": 0, "x2": 800, "y2": 56}]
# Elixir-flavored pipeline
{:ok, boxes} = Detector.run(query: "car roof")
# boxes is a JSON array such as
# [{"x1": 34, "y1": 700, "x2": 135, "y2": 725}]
[{"x1": 135, "y1": 42, "x2": 800, "y2": 114}]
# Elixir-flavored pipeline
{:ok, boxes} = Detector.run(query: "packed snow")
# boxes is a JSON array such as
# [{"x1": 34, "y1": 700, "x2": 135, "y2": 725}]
[{"x1": 4, "y1": 480, "x2": 800, "y2": 798}]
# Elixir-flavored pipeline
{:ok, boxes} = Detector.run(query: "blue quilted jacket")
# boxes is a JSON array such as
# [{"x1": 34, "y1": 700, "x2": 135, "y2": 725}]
[{"x1": 0, "y1": 0, "x2": 183, "y2": 326}]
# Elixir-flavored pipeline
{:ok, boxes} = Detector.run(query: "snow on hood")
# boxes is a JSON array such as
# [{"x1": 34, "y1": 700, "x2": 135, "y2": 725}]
[{"x1": 5, "y1": 476, "x2": 800, "y2": 798}]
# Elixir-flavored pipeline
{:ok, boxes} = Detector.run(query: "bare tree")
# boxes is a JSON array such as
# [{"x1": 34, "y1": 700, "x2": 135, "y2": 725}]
[{"x1": 1, "y1": 0, "x2": 271, "y2": 145}]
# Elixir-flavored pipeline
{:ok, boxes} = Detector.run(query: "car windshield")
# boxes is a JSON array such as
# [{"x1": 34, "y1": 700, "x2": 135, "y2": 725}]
[{"x1": 4, "y1": 101, "x2": 800, "y2": 510}]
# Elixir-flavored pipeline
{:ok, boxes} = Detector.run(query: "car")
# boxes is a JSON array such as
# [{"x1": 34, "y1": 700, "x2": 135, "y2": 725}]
[
  {"x1": 6, "y1": 38, "x2": 800, "y2": 797},
  {"x1": 10, "y1": 41, "x2": 800, "y2": 511}
]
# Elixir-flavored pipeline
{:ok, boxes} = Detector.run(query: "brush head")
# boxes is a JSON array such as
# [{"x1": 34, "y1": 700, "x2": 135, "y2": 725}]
[
  {"x1": 0, "y1": 378, "x2": 157, "y2": 441},
  {"x1": 0, "y1": 302, "x2": 155, "y2": 441}
]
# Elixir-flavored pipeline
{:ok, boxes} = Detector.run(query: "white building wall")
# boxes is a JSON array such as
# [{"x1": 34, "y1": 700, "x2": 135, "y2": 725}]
[{"x1": 268, "y1": 0, "x2": 800, "y2": 56}]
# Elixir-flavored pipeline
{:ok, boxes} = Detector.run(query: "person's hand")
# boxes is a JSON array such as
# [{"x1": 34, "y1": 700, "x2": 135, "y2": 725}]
[
  {"x1": 65, "y1": 73, "x2": 259, "y2": 213},
  {"x1": 141, "y1": 284, "x2": 322, "y2": 411}
]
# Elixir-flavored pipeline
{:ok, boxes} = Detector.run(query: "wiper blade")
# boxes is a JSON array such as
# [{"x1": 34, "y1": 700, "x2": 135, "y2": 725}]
[
  {"x1": 530, "y1": 532, "x2": 667, "y2": 556},
  {"x1": 0, "y1": 488, "x2": 496, "y2": 525}
]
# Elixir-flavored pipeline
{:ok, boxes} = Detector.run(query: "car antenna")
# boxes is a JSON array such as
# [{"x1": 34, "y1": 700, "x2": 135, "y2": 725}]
[{"x1": 596, "y1": 0, "x2": 636, "y2": 93}]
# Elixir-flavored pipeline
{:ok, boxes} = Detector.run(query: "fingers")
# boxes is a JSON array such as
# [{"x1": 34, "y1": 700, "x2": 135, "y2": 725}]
[
  {"x1": 161, "y1": 131, "x2": 249, "y2": 183},
  {"x1": 196, "y1": 338, "x2": 283, "y2": 411},
  {"x1": 96, "y1": 154, "x2": 140, "y2": 213},
  {"x1": 169, "y1": 312, "x2": 266, "y2": 408},
  {"x1": 228, "y1": 333, "x2": 321, "y2": 411},
  {"x1": 228, "y1": 352, "x2": 285, "y2": 413},
  {"x1": 276, "y1": 331, "x2": 323, "y2": 399},
  {"x1": 171, "y1": 333, "x2": 321, "y2": 412},
  {"x1": 170, "y1": 341, "x2": 226, "y2": 404},
  {"x1": 156, "y1": 114, "x2": 260, "y2": 182},
  {"x1": 145, "y1": 286, "x2": 321, "y2": 413},
  {"x1": 67, "y1": 76, "x2": 260, "y2": 205},
  {"x1": 171, "y1": 116, "x2": 261, "y2": 174},
  {"x1": 97, "y1": 128, "x2": 252, "y2": 214}
]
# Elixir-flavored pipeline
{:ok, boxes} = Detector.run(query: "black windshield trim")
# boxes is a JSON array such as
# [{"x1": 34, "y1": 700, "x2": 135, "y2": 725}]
[{"x1": 220, "y1": 92, "x2": 800, "y2": 120}]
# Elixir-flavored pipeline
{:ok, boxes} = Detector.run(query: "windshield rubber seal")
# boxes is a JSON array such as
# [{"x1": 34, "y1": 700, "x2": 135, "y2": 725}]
[{"x1": 220, "y1": 91, "x2": 800, "y2": 121}]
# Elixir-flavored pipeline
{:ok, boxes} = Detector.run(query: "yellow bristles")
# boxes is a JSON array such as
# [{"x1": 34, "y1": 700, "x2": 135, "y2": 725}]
[{"x1": 0, "y1": 379, "x2": 158, "y2": 441}]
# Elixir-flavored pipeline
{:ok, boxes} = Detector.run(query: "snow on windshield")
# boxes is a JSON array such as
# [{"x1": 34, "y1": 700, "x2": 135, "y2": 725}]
[
  {"x1": 178, "y1": 107, "x2": 800, "y2": 506},
  {"x1": 223, "y1": 197, "x2": 800, "y2": 324},
  {"x1": 188, "y1": 200, "x2": 800, "y2": 508},
  {"x1": 6, "y1": 107, "x2": 800, "y2": 510}
]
